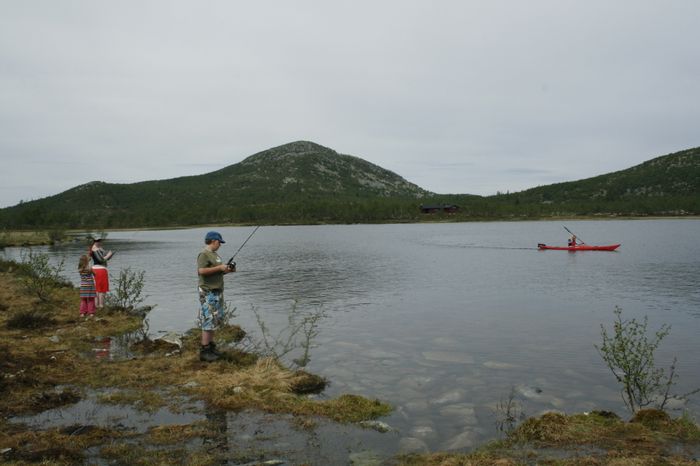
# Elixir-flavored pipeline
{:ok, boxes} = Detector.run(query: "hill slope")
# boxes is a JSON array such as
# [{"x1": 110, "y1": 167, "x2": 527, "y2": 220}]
[
  {"x1": 510, "y1": 147, "x2": 700, "y2": 203},
  {"x1": 0, "y1": 141, "x2": 429, "y2": 228}
]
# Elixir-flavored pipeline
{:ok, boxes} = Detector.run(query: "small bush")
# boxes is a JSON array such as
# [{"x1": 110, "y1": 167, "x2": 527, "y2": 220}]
[
  {"x1": 596, "y1": 307, "x2": 675, "y2": 413},
  {"x1": 18, "y1": 249, "x2": 67, "y2": 302},
  {"x1": 106, "y1": 267, "x2": 147, "y2": 311},
  {"x1": 244, "y1": 301, "x2": 326, "y2": 368},
  {"x1": 7, "y1": 310, "x2": 56, "y2": 329}
]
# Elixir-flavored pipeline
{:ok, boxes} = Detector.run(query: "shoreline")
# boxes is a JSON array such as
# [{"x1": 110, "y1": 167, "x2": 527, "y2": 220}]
[{"x1": 2, "y1": 215, "x2": 698, "y2": 247}]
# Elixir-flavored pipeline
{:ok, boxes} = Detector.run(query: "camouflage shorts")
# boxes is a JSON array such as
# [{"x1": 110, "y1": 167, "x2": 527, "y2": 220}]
[{"x1": 198, "y1": 288, "x2": 224, "y2": 331}]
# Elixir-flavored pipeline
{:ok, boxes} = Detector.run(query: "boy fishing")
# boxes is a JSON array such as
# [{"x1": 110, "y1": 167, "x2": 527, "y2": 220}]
[{"x1": 196, "y1": 231, "x2": 235, "y2": 362}]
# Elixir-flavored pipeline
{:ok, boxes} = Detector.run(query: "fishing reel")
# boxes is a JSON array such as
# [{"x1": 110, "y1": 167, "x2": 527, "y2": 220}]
[{"x1": 226, "y1": 258, "x2": 236, "y2": 271}]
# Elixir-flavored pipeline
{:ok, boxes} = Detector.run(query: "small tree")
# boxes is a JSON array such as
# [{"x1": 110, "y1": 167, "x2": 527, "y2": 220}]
[
  {"x1": 106, "y1": 267, "x2": 147, "y2": 310},
  {"x1": 243, "y1": 301, "x2": 326, "y2": 368},
  {"x1": 492, "y1": 386, "x2": 526, "y2": 436},
  {"x1": 595, "y1": 306, "x2": 692, "y2": 413}
]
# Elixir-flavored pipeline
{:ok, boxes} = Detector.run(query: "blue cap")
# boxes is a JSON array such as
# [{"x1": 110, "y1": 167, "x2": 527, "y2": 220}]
[{"x1": 204, "y1": 231, "x2": 225, "y2": 243}]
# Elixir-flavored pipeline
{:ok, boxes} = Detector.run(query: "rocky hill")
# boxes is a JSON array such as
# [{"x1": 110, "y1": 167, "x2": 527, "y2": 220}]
[{"x1": 0, "y1": 141, "x2": 429, "y2": 228}]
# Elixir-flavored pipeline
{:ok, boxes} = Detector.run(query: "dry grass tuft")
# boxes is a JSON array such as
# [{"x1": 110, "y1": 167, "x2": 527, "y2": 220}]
[
  {"x1": 289, "y1": 369, "x2": 328, "y2": 394},
  {"x1": 630, "y1": 408, "x2": 671, "y2": 430},
  {"x1": 146, "y1": 421, "x2": 215, "y2": 445},
  {"x1": 511, "y1": 412, "x2": 572, "y2": 443}
]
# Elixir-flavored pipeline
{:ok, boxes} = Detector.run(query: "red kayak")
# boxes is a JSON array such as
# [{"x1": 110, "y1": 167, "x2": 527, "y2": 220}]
[{"x1": 538, "y1": 243, "x2": 620, "y2": 251}]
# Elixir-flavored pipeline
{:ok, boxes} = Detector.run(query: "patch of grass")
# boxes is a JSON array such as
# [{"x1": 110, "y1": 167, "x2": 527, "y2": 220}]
[
  {"x1": 310, "y1": 394, "x2": 393, "y2": 423},
  {"x1": 289, "y1": 369, "x2": 328, "y2": 394},
  {"x1": 99, "y1": 442, "x2": 221, "y2": 466},
  {"x1": 0, "y1": 421, "x2": 127, "y2": 465},
  {"x1": 97, "y1": 389, "x2": 167, "y2": 413},
  {"x1": 146, "y1": 421, "x2": 214, "y2": 445}
]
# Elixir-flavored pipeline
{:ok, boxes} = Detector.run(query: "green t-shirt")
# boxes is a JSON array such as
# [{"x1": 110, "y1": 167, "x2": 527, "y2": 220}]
[{"x1": 197, "y1": 248, "x2": 224, "y2": 291}]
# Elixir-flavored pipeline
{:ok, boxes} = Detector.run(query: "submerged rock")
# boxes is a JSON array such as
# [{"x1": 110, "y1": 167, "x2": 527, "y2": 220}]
[
  {"x1": 359, "y1": 420, "x2": 392, "y2": 433},
  {"x1": 483, "y1": 360, "x2": 516, "y2": 369},
  {"x1": 422, "y1": 351, "x2": 474, "y2": 364},
  {"x1": 441, "y1": 429, "x2": 478, "y2": 451},
  {"x1": 410, "y1": 424, "x2": 437, "y2": 441},
  {"x1": 438, "y1": 403, "x2": 478, "y2": 425},
  {"x1": 431, "y1": 388, "x2": 466, "y2": 405},
  {"x1": 398, "y1": 436, "x2": 429, "y2": 453},
  {"x1": 516, "y1": 385, "x2": 544, "y2": 400}
]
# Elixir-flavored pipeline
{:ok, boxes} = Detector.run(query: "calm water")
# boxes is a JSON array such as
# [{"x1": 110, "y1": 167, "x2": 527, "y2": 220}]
[{"x1": 5, "y1": 219, "x2": 700, "y2": 453}]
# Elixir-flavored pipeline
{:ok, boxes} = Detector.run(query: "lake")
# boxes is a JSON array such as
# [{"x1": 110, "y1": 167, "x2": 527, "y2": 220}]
[{"x1": 4, "y1": 219, "x2": 700, "y2": 453}]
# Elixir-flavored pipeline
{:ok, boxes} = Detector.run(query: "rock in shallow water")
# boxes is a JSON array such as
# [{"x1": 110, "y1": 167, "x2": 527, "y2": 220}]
[
  {"x1": 410, "y1": 424, "x2": 437, "y2": 441},
  {"x1": 422, "y1": 351, "x2": 474, "y2": 364},
  {"x1": 441, "y1": 430, "x2": 478, "y2": 451},
  {"x1": 483, "y1": 360, "x2": 516, "y2": 369},
  {"x1": 431, "y1": 388, "x2": 466, "y2": 405},
  {"x1": 359, "y1": 420, "x2": 392, "y2": 433},
  {"x1": 438, "y1": 403, "x2": 478, "y2": 425},
  {"x1": 398, "y1": 437, "x2": 429, "y2": 453}
]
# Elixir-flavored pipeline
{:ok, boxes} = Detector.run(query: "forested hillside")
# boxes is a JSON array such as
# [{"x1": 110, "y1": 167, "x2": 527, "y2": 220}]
[
  {"x1": 0, "y1": 143, "x2": 697, "y2": 229},
  {"x1": 485, "y1": 146, "x2": 700, "y2": 217}
]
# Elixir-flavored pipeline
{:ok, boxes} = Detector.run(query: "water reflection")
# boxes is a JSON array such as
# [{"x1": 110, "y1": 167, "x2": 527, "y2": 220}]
[{"x1": 10, "y1": 390, "x2": 205, "y2": 434}]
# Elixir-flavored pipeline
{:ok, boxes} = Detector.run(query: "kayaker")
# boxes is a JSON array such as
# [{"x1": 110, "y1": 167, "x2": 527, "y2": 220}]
[{"x1": 568, "y1": 234, "x2": 577, "y2": 247}]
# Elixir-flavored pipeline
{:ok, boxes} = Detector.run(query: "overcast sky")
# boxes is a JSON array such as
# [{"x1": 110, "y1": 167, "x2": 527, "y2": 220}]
[{"x1": 1, "y1": 1, "x2": 698, "y2": 208}]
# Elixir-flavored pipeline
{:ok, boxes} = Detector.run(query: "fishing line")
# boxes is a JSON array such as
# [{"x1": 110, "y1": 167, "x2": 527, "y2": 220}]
[{"x1": 228, "y1": 225, "x2": 261, "y2": 262}]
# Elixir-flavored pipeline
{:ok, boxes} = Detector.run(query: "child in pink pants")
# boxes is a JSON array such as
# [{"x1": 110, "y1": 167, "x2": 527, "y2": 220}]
[{"x1": 78, "y1": 254, "x2": 96, "y2": 317}]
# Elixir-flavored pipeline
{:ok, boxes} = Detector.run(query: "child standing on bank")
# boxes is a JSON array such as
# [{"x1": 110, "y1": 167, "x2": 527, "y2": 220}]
[
  {"x1": 78, "y1": 254, "x2": 96, "y2": 317},
  {"x1": 91, "y1": 238, "x2": 114, "y2": 309}
]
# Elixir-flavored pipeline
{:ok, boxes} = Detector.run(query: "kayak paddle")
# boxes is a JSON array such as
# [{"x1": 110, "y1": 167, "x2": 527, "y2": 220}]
[{"x1": 563, "y1": 225, "x2": 586, "y2": 245}]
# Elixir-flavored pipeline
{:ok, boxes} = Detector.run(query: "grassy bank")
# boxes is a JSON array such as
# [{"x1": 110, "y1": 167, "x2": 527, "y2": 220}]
[
  {"x1": 0, "y1": 259, "x2": 391, "y2": 464},
  {"x1": 397, "y1": 410, "x2": 700, "y2": 465},
  {"x1": 0, "y1": 230, "x2": 58, "y2": 247}
]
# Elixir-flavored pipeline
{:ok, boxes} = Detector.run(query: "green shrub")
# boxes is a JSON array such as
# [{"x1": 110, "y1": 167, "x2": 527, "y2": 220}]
[
  {"x1": 106, "y1": 267, "x2": 147, "y2": 311},
  {"x1": 595, "y1": 306, "x2": 699, "y2": 413},
  {"x1": 18, "y1": 249, "x2": 67, "y2": 302}
]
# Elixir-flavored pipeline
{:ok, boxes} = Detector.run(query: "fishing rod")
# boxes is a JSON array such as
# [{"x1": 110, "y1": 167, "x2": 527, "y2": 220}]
[
  {"x1": 563, "y1": 225, "x2": 586, "y2": 245},
  {"x1": 226, "y1": 225, "x2": 261, "y2": 269}
]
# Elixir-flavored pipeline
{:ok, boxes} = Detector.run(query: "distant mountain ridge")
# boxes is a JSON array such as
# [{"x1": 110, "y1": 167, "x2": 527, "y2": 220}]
[{"x1": 0, "y1": 142, "x2": 697, "y2": 228}]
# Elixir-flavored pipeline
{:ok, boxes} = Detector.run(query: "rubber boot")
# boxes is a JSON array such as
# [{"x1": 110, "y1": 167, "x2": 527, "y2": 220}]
[
  {"x1": 208, "y1": 341, "x2": 223, "y2": 357},
  {"x1": 199, "y1": 344, "x2": 219, "y2": 362}
]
